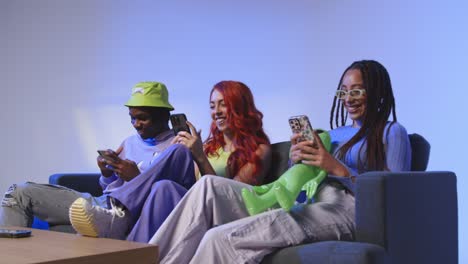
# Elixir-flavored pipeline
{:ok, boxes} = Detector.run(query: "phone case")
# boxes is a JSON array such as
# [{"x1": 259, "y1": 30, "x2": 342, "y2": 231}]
[
  {"x1": 0, "y1": 229, "x2": 32, "y2": 238},
  {"x1": 97, "y1": 150, "x2": 119, "y2": 162},
  {"x1": 170, "y1": 114, "x2": 191, "y2": 135},
  {"x1": 288, "y1": 115, "x2": 314, "y2": 142}
]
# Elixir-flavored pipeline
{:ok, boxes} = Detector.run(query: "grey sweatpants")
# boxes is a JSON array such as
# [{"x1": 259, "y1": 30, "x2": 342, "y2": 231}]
[{"x1": 149, "y1": 175, "x2": 355, "y2": 264}]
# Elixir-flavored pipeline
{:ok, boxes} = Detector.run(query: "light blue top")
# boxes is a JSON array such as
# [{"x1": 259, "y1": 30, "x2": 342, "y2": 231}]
[
  {"x1": 99, "y1": 130, "x2": 175, "y2": 194},
  {"x1": 327, "y1": 121, "x2": 411, "y2": 193}
]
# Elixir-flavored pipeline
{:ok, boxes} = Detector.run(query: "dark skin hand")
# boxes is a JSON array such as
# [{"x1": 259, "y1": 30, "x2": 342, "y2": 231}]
[
  {"x1": 172, "y1": 121, "x2": 217, "y2": 176},
  {"x1": 97, "y1": 146, "x2": 141, "y2": 181}
]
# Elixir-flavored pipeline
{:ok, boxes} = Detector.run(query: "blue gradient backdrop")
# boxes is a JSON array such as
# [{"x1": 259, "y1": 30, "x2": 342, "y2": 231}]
[{"x1": 1, "y1": 0, "x2": 466, "y2": 262}]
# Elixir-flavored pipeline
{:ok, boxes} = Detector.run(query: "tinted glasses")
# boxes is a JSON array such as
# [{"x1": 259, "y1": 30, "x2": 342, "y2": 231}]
[{"x1": 335, "y1": 89, "x2": 366, "y2": 100}]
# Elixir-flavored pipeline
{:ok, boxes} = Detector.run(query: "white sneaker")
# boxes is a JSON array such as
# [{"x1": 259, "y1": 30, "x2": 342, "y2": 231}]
[{"x1": 69, "y1": 197, "x2": 131, "y2": 240}]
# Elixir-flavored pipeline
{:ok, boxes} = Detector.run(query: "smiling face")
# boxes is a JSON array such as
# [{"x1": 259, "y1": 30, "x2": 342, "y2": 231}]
[
  {"x1": 129, "y1": 107, "x2": 160, "y2": 139},
  {"x1": 210, "y1": 89, "x2": 231, "y2": 134},
  {"x1": 339, "y1": 69, "x2": 367, "y2": 126}
]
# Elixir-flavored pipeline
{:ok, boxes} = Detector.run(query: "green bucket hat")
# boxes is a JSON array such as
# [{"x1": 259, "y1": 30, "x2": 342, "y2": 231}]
[{"x1": 125, "y1": 81, "x2": 174, "y2": 110}]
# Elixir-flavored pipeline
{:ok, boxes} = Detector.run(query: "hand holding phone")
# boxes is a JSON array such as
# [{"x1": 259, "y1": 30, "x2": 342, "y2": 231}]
[
  {"x1": 97, "y1": 150, "x2": 121, "y2": 171},
  {"x1": 170, "y1": 113, "x2": 191, "y2": 135},
  {"x1": 97, "y1": 150, "x2": 120, "y2": 162},
  {"x1": 289, "y1": 115, "x2": 314, "y2": 143},
  {"x1": 0, "y1": 229, "x2": 32, "y2": 238}
]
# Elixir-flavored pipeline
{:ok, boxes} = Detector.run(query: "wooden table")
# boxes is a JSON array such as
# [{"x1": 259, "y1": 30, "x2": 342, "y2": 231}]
[{"x1": 0, "y1": 227, "x2": 158, "y2": 264}]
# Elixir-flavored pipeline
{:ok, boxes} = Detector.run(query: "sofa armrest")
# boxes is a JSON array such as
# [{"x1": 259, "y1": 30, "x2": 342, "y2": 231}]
[
  {"x1": 49, "y1": 173, "x2": 103, "y2": 197},
  {"x1": 355, "y1": 171, "x2": 457, "y2": 264}
]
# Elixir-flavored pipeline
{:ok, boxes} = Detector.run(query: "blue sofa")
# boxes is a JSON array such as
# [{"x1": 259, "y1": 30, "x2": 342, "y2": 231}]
[{"x1": 45, "y1": 134, "x2": 458, "y2": 264}]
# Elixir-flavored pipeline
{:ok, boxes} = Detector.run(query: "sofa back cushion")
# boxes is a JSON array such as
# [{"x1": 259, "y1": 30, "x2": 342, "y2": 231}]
[
  {"x1": 263, "y1": 133, "x2": 430, "y2": 184},
  {"x1": 264, "y1": 141, "x2": 291, "y2": 184},
  {"x1": 408, "y1": 133, "x2": 430, "y2": 171}
]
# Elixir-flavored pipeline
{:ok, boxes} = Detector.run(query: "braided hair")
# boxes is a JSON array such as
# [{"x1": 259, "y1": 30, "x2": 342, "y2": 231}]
[{"x1": 329, "y1": 60, "x2": 397, "y2": 172}]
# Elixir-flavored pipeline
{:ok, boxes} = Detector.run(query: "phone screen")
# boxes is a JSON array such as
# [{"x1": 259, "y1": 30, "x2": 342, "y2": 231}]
[{"x1": 170, "y1": 114, "x2": 191, "y2": 135}]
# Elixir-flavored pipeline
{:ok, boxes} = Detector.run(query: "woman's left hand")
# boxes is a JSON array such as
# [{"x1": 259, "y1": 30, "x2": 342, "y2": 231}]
[
  {"x1": 171, "y1": 121, "x2": 205, "y2": 162},
  {"x1": 300, "y1": 131, "x2": 345, "y2": 175}
]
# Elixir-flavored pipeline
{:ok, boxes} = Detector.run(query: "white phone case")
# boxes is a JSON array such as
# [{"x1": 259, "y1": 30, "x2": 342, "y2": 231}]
[{"x1": 288, "y1": 115, "x2": 314, "y2": 142}]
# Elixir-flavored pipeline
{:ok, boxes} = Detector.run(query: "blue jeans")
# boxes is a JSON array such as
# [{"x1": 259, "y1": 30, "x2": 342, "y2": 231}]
[
  {"x1": 1, "y1": 144, "x2": 195, "y2": 244},
  {"x1": 0, "y1": 182, "x2": 105, "y2": 227}
]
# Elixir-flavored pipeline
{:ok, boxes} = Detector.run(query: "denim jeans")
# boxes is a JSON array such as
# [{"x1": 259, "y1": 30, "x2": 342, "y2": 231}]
[
  {"x1": 0, "y1": 182, "x2": 105, "y2": 227},
  {"x1": 0, "y1": 143, "x2": 195, "y2": 244}
]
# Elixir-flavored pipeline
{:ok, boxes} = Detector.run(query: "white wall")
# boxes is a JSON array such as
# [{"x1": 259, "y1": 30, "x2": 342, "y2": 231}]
[{"x1": 1, "y1": 0, "x2": 466, "y2": 261}]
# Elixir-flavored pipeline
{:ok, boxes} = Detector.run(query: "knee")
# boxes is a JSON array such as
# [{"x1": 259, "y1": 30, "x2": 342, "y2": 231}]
[
  {"x1": 181, "y1": 176, "x2": 213, "y2": 196},
  {"x1": 194, "y1": 227, "x2": 239, "y2": 263},
  {"x1": 195, "y1": 175, "x2": 215, "y2": 191},
  {"x1": 167, "y1": 143, "x2": 191, "y2": 159},
  {"x1": 198, "y1": 174, "x2": 236, "y2": 189},
  {"x1": 151, "y1": 179, "x2": 178, "y2": 191},
  {"x1": 1, "y1": 182, "x2": 31, "y2": 207},
  {"x1": 200, "y1": 227, "x2": 228, "y2": 248},
  {"x1": 198, "y1": 174, "x2": 218, "y2": 185},
  {"x1": 150, "y1": 180, "x2": 187, "y2": 204},
  {"x1": 151, "y1": 180, "x2": 187, "y2": 194}
]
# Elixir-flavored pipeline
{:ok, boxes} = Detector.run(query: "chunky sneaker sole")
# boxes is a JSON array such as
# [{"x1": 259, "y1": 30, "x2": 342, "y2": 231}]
[{"x1": 69, "y1": 198, "x2": 99, "y2": 237}]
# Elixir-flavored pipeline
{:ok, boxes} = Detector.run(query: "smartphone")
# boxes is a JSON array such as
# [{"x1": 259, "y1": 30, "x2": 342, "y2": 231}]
[
  {"x1": 170, "y1": 113, "x2": 191, "y2": 135},
  {"x1": 0, "y1": 229, "x2": 32, "y2": 238},
  {"x1": 98, "y1": 150, "x2": 119, "y2": 162},
  {"x1": 97, "y1": 150, "x2": 120, "y2": 170},
  {"x1": 288, "y1": 115, "x2": 314, "y2": 142}
]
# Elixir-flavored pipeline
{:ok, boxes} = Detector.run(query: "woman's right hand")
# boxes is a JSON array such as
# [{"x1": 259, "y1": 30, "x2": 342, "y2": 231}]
[
  {"x1": 290, "y1": 132, "x2": 350, "y2": 177},
  {"x1": 289, "y1": 133, "x2": 315, "y2": 164},
  {"x1": 172, "y1": 121, "x2": 205, "y2": 162}
]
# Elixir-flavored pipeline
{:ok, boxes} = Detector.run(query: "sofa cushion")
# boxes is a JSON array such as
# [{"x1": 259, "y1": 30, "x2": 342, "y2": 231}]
[{"x1": 49, "y1": 173, "x2": 102, "y2": 196}]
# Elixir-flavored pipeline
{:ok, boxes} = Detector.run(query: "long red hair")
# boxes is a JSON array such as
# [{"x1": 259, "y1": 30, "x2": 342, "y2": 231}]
[{"x1": 204, "y1": 81, "x2": 270, "y2": 185}]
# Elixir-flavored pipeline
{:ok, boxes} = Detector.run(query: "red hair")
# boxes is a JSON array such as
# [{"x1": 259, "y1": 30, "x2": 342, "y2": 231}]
[{"x1": 204, "y1": 81, "x2": 270, "y2": 185}]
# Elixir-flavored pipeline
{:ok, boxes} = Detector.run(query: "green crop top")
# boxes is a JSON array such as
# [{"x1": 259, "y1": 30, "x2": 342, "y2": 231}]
[{"x1": 197, "y1": 148, "x2": 231, "y2": 180}]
